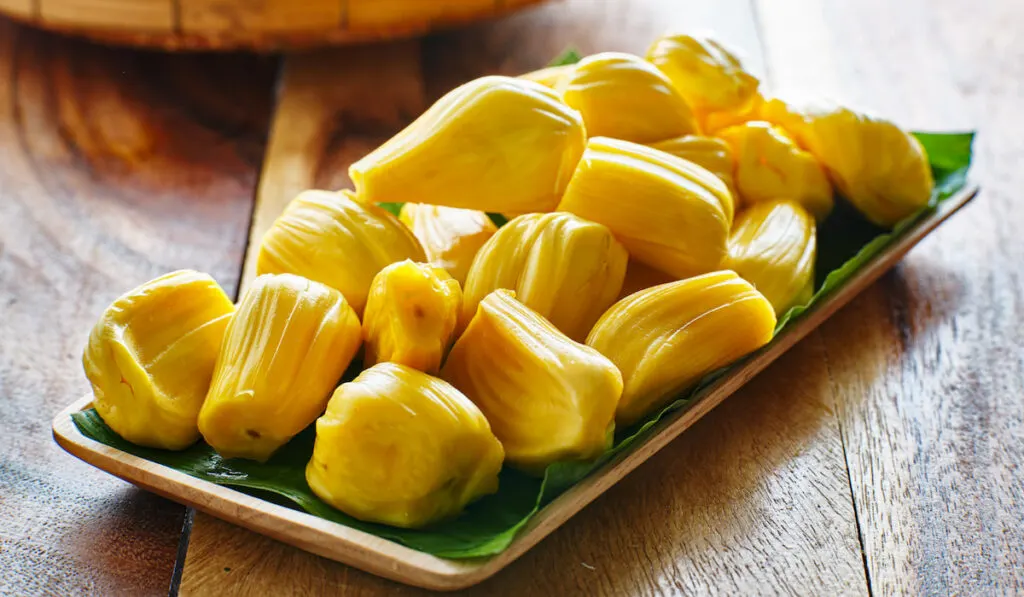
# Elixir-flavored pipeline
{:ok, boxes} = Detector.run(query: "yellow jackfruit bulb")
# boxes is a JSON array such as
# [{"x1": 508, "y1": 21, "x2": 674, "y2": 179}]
[
  {"x1": 772, "y1": 102, "x2": 934, "y2": 227},
  {"x1": 442, "y1": 290, "x2": 622, "y2": 475},
  {"x1": 199, "y1": 274, "x2": 362, "y2": 462},
  {"x1": 648, "y1": 134, "x2": 738, "y2": 203},
  {"x1": 717, "y1": 121, "x2": 834, "y2": 220},
  {"x1": 646, "y1": 32, "x2": 759, "y2": 113},
  {"x1": 561, "y1": 52, "x2": 698, "y2": 143},
  {"x1": 701, "y1": 92, "x2": 765, "y2": 134},
  {"x1": 519, "y1": 64, "x2": 575, "y2": 93},
  {"x1": 83, "y1": 270, "x2": 234, "y2": 450},
  {"x1": 362, "y1": 260, "x2": 462, "y2": 374},
  {"x1": 349, "y1": 76, "x2": 587, "y2": 214},
  {"x1": 587, "y1": 270, "x2": 776, "y2": 426},
  {"x1": 727, "y1": 200, "x2": 816, "y2": 315},
  {"x1": 557, "y1": 136, "x2": 732, "y2": 279},
  {"x1": 398, "y1": 203, "x2": 497, "y2": 285},
  {"x1": 257, "y1": 190, "x2": 425, "y2": 315},
  {"x1": 306, "y1": 363, "x2": 503, "y2": 528},
  {"x1": 461, "y1": 212, "x2": 628, "y2": 342}
]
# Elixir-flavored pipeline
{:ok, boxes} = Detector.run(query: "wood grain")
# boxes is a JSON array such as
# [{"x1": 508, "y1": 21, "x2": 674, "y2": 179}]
[
  {"x1": 2, "y1": 0, "x2": 551, "y2": 50},
  {"x1": 0, "y1": 21, "x2": 275, "y2": 596},
  {"x1": 756, "y1": 0, "x2": 1024, "y2": 594},
  {"x1": 179, "y1": 0, "x2": 872, "y2": 593}
]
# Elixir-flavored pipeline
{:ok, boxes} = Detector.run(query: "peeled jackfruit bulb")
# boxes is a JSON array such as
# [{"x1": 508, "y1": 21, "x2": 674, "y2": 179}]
[
  {"x1": 198, "y1": 274, "x2": 361, "y2": 462},
  {"x1": 349, "y1": 76, "x2": 586, "y2": 214},
  {"x1": 587, "y1": 270, "x2": 776, "y2": 426},
  {"x1": 519, "y1": 64, "x2": 575, "y2": 93},
  {"x1": 398, "y1": 203, "x2": 497, "y2": 285},
  {"x1": 648, "y1": 134, "x2": 738, "y2": 203},
  {"x1": 562, "y1": 52, "x2": 698, "y2": 143},
  {"x1": 461, "y1": 212, "x2": 628, "y2": 342},
  {"x1": 362, "y1": 260, "x2": 462, "y2": 374},
  {"x1": 442, "y1": 290, "x2": 622, "y2": 475},
  {"x1": 83, "y1": 270, "x2": 234, "y2": 450},
  {"x1": 306, "y1": 362, "x2": 504, "y2": 528},
  {"x1": 558, "y1": 136, "x2": 732, "y2": 279},
  {"x1": 771, "y1": 102, "x2": 934, "y2": 227},
  {"x1": 701, "y1": 92, "x2": 765, "y2": 134},
  {"x1": 717, "y1": 121, "x2": 834, "y2": 220},
  {"x1": 257, "y1": 189, "x2": 425, "y2": 315},
  {"x1": 727, "y1": 200, "x2": 816, "y2": 315},
  {"x1": 646, "y1": 32, "x2": 759, "y2": 113}
]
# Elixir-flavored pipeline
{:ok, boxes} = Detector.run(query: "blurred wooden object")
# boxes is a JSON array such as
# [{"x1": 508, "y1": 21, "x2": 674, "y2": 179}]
[{"x1": 0, "y1": 0, "x2": 550, "y2": 50}]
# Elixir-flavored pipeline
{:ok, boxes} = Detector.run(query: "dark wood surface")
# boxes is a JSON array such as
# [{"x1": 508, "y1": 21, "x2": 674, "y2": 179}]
[
  {"x1": 0, "y1": 21, "x2": 276, "y2": 596},
  {"x1": 3, "y1": 0, "x2": 1022, "y2": 594}
]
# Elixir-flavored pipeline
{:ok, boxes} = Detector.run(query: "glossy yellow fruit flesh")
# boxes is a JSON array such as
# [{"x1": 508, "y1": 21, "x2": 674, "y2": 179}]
[
  {"x1": 83, "y1": 270, "x2": 234, "y2": 450},
  {"x1": 460, "y1": 212, "x2": 628, "y2": 342},
  {"x1": 199, "y1": 274, "x2": 362, "y2": 462},
  {"x1": 399, "y1": 203, "x2": 497, "y2": 285},
  {"x1": 349, "y1": 76, "x2": 587, "y2": 214},
  {"x1": 727, "y1": 200, "x2": 816, "y2": 315},
  {"x1": 519, "y1": 64, "x2": 575, "y2": 93},
  {"x1": 558, "y1": 136, "x2": 732, "y2": 279},
  {"x1": 362, "y1": 260, "x2": 462, "y2": 374},
  {"x1": 562, "y1": 52, "x2": 698, "y2": 143},
  {"x1": 306, "y1": 363, "x2": 504, "y2": 528},
  {"x1": 646, "y1": 32, "x2": 759, "y2": 113},
  {"x1": 773, "y1": 102, "x2": 934, "y2": 227},
  {"x1": 257, "y1": 189, "x2": 425, "y2": 316},
  {"x1": 717, "y1": 121, "x2": 834, "y2": 220},
  {"x1": 442, "y1": 290, "x2": 623, "y2": 475},
  {"x1": 587, "y1": 270, "x2": 776, "y2": 426},
  {"x1": 648, "y1": 134, "x2": 738, "y2": 203}
]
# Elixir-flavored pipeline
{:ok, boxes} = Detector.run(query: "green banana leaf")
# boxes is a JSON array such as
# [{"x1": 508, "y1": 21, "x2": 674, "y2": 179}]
[{"x1": 72, "y1": 130, "x2": 974, "y2": 559}]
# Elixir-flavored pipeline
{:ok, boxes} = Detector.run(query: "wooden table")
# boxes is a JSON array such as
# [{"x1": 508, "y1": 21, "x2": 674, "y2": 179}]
[{"x1": 1, "y1": 1, "x2": 1021, "y2": 594}]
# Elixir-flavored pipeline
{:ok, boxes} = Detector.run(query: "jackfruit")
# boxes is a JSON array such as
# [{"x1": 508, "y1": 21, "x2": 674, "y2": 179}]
[
  {"x1": 460, "y1": 212, "x2": 628, "y2": 342},
  {"x1": 198, "y1": 274, "x2": 361, "y2": 462},
  {"x1": 362, "y1": 260, "x2": 462, "y2": 374},
  {"x1": 83, "y1": 270, "x2": 234, "y2": 450},
  {"x1": 764, "y1": 101, "x2": 934, "y2": 227},
  {"x1": 557, "y1": 136, "x2": 732, "y2": 279},
  {"x1": 257, "y1": 189, "x2": 425, "y2": 315},
  {"x1": 717, "y1": 121, "x2": 834, "y2": 220},
  {"x1": 442, "y1": 290, "x2": 622, "y2": 475},
  {"x1": 520, "y1": 64, "x2": 575, "y2": 93},
  {"x1": 648, "y1": 134, "x2": 738, "y2": 202},
  {"x1": 646, "y1": 32, "x2": 759, "y2": 113},
  {"x1": 587, "y1": 270, "x2": 776, "y2": 426},
  {"x1": 398, "y1": 203, "x2": 497, "y2": 285},
  {"x1": 727, "y1": 200, "x2": 816, "y2": 315},
  {"x1": 562, "y1": 52, "x2": 698, "y2": 143},
  {"x1": 306, "y1": 362, "x2": 504, "y2": 528},
  {"x1": 349, "y1": 76, "x2": 586, "y2": 214}
]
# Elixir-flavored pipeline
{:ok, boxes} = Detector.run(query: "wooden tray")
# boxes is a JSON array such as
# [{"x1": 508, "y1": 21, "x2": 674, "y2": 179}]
[{"x1": 52, "y1": 185, "x2": 978, "y2": 591}]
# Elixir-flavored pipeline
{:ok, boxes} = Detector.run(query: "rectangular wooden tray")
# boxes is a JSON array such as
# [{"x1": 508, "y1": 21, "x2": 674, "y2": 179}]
[{"x1": 52, "y1": 185, "x2": 978, "y2": 591}]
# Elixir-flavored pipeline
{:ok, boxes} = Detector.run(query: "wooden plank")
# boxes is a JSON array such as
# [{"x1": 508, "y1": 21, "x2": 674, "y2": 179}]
[
  {"x1": 756, "y1": 0, "x2": 1023, "y2": 594},
  {"x1": 0, "y1": 21, "x2": 276, "y2": 596},
  {"x1": 62, "y1": 189, "x2": 976, "y2": 592},
  {"x1": 179, "y1": 0, "x2": 870, "y2": 593}
]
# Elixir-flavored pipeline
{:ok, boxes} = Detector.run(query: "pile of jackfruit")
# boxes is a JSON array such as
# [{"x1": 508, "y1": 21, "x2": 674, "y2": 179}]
[{"x1": 83, "y1": 33, "x2": 934, "y2": 529}]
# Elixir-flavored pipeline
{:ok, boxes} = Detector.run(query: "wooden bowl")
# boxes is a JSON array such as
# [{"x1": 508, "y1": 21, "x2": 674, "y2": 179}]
[{"x1": 0, "y1": 0, "x2": 550, "y2": 51}]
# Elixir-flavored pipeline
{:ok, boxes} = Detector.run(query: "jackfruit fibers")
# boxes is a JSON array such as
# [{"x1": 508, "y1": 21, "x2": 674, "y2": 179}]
[{"x1": 83, "y1": 30, "x2": 935, "y2": 529}]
